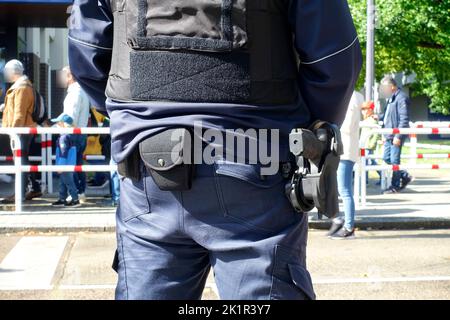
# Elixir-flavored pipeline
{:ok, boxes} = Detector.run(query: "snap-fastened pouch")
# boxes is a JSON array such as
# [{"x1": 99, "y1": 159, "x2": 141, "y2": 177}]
[{"x1": 139, "y1": 128, "x2": 194, "y2": 191}]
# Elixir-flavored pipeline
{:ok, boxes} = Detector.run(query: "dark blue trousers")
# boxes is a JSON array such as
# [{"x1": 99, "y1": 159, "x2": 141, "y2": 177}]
[
  {"x1": 114, "y1": 160, "x2": 315, "y2": 300},
  {"x1": 73, "y1": 135, "x2": 87, "y2": 194}
]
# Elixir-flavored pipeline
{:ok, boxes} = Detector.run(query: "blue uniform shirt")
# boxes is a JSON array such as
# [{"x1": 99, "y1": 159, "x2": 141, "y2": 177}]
[{"x1": 68, "y1": 0, "x2": 362, "y2": 163}]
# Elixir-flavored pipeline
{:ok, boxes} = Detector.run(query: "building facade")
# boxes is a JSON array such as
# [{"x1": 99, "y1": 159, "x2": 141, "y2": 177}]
[{"x1": 0, "y1": 0, "x2": 71, "y2": 116}]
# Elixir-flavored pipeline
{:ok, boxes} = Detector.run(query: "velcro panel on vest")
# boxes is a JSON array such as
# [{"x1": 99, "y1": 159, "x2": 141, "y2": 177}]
[
  {"x1": 130, "y1": 50, "x2": 251, "y2": 103},
  {"x1": 133, "y1": 0, "x2": 246, "y2": 52}
]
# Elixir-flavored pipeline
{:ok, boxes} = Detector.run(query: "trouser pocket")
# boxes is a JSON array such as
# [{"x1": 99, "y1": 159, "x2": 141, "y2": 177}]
[
  {"x1": 214, "y1": 160, "x2": 298, "y2": 234},
  {"x1": 118, "y1": 164, "x2": 151, "y2": 222},
  {"x1": 270, "y1": 245, "x2": 316, "y2": 300}
]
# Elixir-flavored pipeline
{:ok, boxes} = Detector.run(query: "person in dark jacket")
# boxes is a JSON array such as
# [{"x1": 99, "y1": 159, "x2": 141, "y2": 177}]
[
  {"x1": 68, "y1": 0, "x2": 362, "y2": 300},
  {"x1": 379, "y1": 76, "x2": 413, "y2": 193}
]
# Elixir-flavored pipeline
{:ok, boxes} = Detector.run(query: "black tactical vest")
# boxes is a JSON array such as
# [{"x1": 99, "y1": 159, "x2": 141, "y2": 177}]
[{"x1": 107, "y1": 0, "x2": 298, "y2": 105}]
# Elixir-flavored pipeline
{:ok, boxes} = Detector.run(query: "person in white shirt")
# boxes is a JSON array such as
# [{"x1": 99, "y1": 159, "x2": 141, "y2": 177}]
[
  {"x1": 328, "y1": 91, "x2": 364, "y2": 239},
  {"x1": 58, "y1": 66, "x2": 91, "y2": 201},
  {"x1": 60, "y1": 66, "x2": 90, "y2": 128}
]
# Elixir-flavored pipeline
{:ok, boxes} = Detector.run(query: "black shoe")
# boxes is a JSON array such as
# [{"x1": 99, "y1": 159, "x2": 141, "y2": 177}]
[
  {"x1": 399, "y1": 175, "x2": 413, "y2": 191},
  {"x1": 52, "y1": 199, "x2": 66, "y2": 206},
  {"x1": 65, "y1": 200, "x2": 81, "y2": 207},
  {"x1": 327, "y1": 218, "x2": 344, "y2": 237},
  {"x1": 330, "y1": 227, "x2": 355, "y2": 240}
]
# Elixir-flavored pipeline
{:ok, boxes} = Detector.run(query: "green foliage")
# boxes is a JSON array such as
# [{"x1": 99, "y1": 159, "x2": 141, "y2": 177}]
[{"x1": 347, "y1": 0, "x2": 450, "y2": 114}]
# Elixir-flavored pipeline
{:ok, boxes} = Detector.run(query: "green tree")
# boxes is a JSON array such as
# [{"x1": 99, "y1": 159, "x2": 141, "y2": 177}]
[{"x1": 348, "y1": 0, "x2": 450, "y2": 114}]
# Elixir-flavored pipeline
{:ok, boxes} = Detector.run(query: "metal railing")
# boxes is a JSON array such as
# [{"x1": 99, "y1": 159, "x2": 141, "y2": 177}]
[
  {"x1": 0, "y1": 127, "x2": 115, "y2": 213},
  {"x1": 356, "y1": 124, "x2": 450, "y2": 207},
  {"x1": 2, "y1": 122, "x2": 449, "y2": 212}
]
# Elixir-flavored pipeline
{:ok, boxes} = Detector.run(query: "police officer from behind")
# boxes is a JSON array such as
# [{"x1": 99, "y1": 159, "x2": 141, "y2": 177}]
[{"x1": 69, "y1": 0, "x2": 362, "y2": 300}]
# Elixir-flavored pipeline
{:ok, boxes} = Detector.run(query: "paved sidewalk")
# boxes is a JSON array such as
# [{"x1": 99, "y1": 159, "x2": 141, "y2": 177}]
[
  {"x1": 0, "y1": 177, "x2": 116, "y2": 233},
  {"x1": 0, "y1": 170, "x2": 449, "y2": 233},
  {"x1": 309, "y1": 169, "x2": 450, "y2": 230}
]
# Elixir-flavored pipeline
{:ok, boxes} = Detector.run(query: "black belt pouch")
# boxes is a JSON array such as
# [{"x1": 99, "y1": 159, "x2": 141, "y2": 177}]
[{"x1": 139, "y1": 128, "x2": 194, "y2": 191}]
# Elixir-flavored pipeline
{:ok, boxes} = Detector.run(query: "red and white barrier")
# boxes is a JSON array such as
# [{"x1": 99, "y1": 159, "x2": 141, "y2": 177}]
[
  {"x1": 368, "y1": 128, "x2": 450, "y2": 135},
  {"x1": 0, "y1": 165, "x2": 117, "y2": 174},
  {"x1": 0, "y1": 155, "x2": 107, "y2": 162},
  {"x1": 0, "y1": 127, "x2": 110, "y2": 135},
  {"x1": 1, "y1": 123, "x2": 448, "y2": 212},
  {"x1": 357, "y1": 125, "x2": 450, "y2": 207},
  {"x1": 359, "y1": 121, "x2": 450, "y2": 129},
  {"x1": 366, "y1": 153, "x2": 450, "y2": 159},
  {"x1": 0, "y1": 127, "x2": 112, "y2": 213},
  {"x1": 364, "y1": 164, "x2": 450, "y2": 171}
]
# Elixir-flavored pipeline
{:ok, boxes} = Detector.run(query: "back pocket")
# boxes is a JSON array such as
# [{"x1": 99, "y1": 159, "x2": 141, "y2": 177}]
[
  {"x1": 118, "y1": 166, "x2": 151, "y2": 222},
  {"x1": 214, "y1": 161, "x2": 297, "y2": 233}
]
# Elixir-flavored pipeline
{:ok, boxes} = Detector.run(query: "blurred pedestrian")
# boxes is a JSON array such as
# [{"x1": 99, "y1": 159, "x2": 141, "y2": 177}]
[
  {"x1": 58, "y1": 66, "x2": 90, "y2": 202},
  {"x1": 379, "y1": 76, "x2": 413, "y2": 193},
  {"x1": 0, "y1": 58, "x2": 5, "y2": 103},
  {"x1": 328, "y1": 91, "x2": 364, "y2": 239},
  {"x1": 51, "y1": 114, "x2": 80, "y2": 207},
  {"x1": 1, "y1": 59, "x2": 42, "y2": 204}
]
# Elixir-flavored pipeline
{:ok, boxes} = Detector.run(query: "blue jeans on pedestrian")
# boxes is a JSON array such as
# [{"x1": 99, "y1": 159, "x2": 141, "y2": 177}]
[
  {"x1": 114, "y1": 160, "x2": 315, "y2": 300},
  {"x1": 337, "y1": 160, "x2": 355, "y2": 231},
  {"x1": 73, "y1": 135, "x2": 87, "y2": 194},
  {"x1": 383, "y1": 139, "x2": 408, "y2": 189},
  {"x1": 59, "y1": 172, "x2": 79, "y2": 202},
  {"x1": 110, "y1": 158, "x2": 120, "y2": 203}
]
